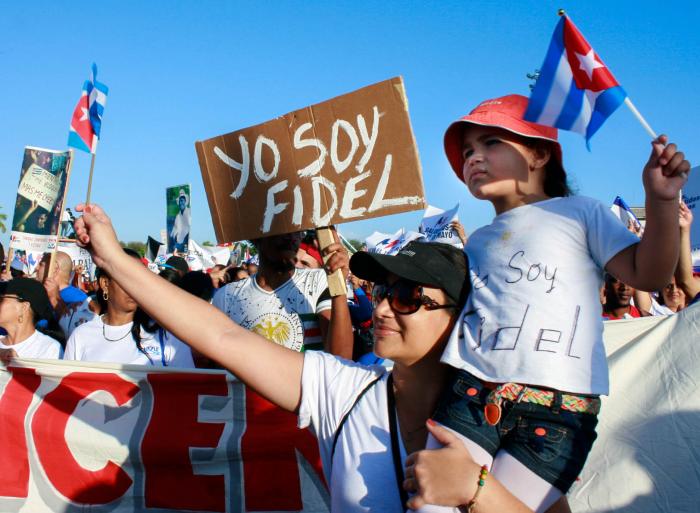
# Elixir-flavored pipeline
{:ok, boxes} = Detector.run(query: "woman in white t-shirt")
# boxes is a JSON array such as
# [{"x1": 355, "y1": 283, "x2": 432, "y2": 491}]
[
  {"x1": 0, "y1": 277, "x2": 64, "y2": 362},
  {"x1": 72, "y1": 204, "x2": 570, "y2": 512},
  {"x1": 64, "y1": 249, "x2": 194, "y2": 368}
]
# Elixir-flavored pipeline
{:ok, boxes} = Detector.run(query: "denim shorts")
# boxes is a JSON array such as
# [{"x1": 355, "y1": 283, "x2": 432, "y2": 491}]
[{"x1": 433, "y1": 369, "x2": 599, "y2": 493}]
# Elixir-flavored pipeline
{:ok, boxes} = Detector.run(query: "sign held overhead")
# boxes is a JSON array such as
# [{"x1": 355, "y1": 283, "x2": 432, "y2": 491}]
[{"x1": 196, "y1": 77, "x2": 425, "y2": 243}]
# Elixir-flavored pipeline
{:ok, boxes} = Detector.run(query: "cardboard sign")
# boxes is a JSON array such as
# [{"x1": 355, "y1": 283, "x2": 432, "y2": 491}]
[
  {"x1": 18, "y1": 164, "x2": 63, "y2": 211},
  {"x1": 196, "y1": 77, "x2": 425, "y2": 243}
]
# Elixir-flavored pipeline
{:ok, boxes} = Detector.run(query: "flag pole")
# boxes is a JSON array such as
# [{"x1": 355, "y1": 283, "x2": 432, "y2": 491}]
[
  {"x1": 623, "y1": 98, "x2": 658, "y2": 140},
  {"x1": 85, "y1": 152, "x2": 96, "y2": 205}
]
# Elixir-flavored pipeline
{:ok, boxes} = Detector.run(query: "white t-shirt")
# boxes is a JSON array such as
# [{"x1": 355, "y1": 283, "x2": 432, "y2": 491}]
[
  {"x1": 442, "y1": 196, "x2": 640, "y2": 395},
  {"x1": 59, "y1": 297, "x2": 98, "y2": 338},
  {"x1": 0, "y1": 330, "x2": 63, "y2": 359},
  {"x1": 299, "y1": 351, "x2": 458, "y2": 512},
  {"x1": 212, "y1": 268, "x2": 332, "y2": 351},
  {"x1": 64, "y1": 316, "x2": 194, "y2": 367}
]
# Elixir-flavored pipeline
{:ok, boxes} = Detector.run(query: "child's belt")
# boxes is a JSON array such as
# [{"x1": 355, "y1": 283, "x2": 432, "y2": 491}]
[{"x1": 483, "y1": 382, "x2": 601, "y2": 425}]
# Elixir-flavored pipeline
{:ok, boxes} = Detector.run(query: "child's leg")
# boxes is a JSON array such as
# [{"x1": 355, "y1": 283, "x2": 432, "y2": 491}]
[{"x1": 491, "y1": 449, "x2": 563, "y2": 513}]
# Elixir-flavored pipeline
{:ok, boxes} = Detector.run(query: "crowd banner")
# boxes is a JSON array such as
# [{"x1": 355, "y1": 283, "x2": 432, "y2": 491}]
[
  {"x1": 365, "y1": 228, "x2": 424, "y2": 255},
  {"x1": 195, "y1": 77, "x2": 426, "y2": 243},
  {"x1": 166, "y1": 184, "x2": 192, "y2": 253},
  {"x1": 681, "y1": 166, "x2": 700, "y2": 266},
  {"x1": 9, "y1": 147, "x2": 73, "y2": 254},
  {"x1": 419, "y1": 203, "x2": 463, "y2": 247},
  {"x1": 569, "y1": 304, "x2": 700, "y2": 512},
  {"x1": 0, "y1": 360, "x2": 330, "y2": 512}
]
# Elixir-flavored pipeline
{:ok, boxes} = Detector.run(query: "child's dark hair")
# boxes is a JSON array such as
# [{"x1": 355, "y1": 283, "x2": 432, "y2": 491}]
[{"x1": 529, "y1": 139, "x2": 572, "y2": 198}]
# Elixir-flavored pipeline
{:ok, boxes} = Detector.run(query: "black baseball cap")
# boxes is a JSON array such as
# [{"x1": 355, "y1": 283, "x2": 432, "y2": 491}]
[
  {"x1": 350, "y1": 241, "x2": 470, "y2": 306},
  {"x1": 0, "y1": 277, "x2": 54, "y2": 321},
  {"x1": 165, "y1": 256, "x2": 189, "y2": 274}
]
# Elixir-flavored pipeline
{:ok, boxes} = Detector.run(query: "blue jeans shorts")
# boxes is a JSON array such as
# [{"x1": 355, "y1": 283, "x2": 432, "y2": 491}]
[{"x1": 433, "y1": 369, "x2": 599, "y2": 493}]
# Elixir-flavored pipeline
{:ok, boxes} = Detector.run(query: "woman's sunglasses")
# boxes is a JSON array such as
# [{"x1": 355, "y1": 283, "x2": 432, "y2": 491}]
[{"x1": 372, "y1": 280, "x2": 456, "y2": 315}]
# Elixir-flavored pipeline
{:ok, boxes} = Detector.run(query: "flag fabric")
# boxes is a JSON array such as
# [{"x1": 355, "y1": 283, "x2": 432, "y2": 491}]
[
  {"x1": 610, "y1": 196, "x2": 641, "y2": 231},
  {"x1": 68, "y1": 64, "x2": 109, "y2": 154},
  {"x1": 524, "y1": 14, "x2": 627, "y2": 145}
]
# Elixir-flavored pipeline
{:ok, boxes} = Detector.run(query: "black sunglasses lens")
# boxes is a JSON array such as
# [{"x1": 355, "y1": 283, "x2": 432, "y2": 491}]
[{"x1": 389, "y1": 281, "x2": 422, "y2": 314}]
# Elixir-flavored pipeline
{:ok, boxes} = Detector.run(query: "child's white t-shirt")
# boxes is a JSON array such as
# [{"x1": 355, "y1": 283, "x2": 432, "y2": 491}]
[
  {"x1": 442, "y1": 196, "x2": 639, "y2": 395},
  {"x1": 0, "y1": 331, "x2": 63, "y2": 359}
]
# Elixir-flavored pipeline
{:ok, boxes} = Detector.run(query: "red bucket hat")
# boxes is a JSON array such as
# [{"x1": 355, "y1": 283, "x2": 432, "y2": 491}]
[{"x1": 444, "y1": 94, "x2": 563, "y2": 183}]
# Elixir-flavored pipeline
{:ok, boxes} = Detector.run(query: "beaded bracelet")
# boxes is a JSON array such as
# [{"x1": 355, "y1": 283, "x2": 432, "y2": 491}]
[{"x1": 466, "y1": 464, "x2": 489, "y2": 512}]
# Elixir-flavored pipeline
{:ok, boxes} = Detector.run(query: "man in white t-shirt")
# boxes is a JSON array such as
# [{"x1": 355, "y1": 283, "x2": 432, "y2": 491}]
[{"x1": 213, "y1": 230, "x2": 353, "y2": 356}]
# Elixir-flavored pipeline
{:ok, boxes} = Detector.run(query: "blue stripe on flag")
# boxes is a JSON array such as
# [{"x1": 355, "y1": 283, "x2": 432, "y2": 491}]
[
  {"x1": 68, "y1": 130, "x2": 91, "y2": 153},
  {"x1": 524, "y1": 17, "x2": 565, "y2": 122},
  {"x1": 585, "y1": 86, "x2": 627, "y2": 143},
  {"x1": 555, "y1": 80, "x2": 584, "y2": 130}
]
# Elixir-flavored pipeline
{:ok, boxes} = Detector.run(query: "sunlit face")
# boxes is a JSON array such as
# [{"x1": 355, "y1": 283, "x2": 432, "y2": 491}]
[
  {"x1": 661, "y1": 277, "x2": 685, "y2": 311},
  {"x1": 372, "y1": 274, "x2": 456, "y2": 366},
  {"x1": 0, "y1": 295, "x2": 29, "y2": 329},
  {"x1": 461, "y1": 125, "x2": 540, "y2": 202},
  {"x1": 295, "y1": 248, "x2": 321, "y2": 269},
  {"x1": 100, "y1": 275, "x2": 138, "y2": 316},
  {"x1": 605, "y1": 276, "x2": 634, "y2": 308}
]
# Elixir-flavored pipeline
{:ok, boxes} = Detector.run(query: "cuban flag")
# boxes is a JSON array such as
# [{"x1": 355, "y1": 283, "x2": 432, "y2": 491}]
[
  {"x1": 610, "y1": 195, "x2": 641, "y2": 231},
  {"x1": 524, "y1": 14, "x2": 627, "y2": 145},
  {"x1": 68, "y1": 64, "x2": 108, "y2": 154}
]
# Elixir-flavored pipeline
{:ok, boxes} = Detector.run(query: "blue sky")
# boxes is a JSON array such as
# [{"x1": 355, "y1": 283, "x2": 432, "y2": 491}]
[{"x1": 1, "y1": 0, "x2": 698, "y2": 249}]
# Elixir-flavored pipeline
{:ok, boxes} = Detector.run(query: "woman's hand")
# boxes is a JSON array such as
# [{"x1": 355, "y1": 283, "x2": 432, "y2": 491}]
[
  {"x1": 643, "y1": 135, "x2": 691, "y2": 202},
  {"x1": 73, "y1": 204, "x2": 123, "y2": 270},
  {"x1": 404, "y1": 420, "x2": 480, "y2": 509}
]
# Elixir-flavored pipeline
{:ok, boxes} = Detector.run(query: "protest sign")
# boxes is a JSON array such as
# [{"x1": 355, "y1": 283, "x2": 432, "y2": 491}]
[
  {"x1": 187, "y1": 240, "x2": 231, "y2": 271},
  {"x1": 196, "y1": 77, "x2": 425, "y2": 243},
  {"x1": 419, "y1": 203, "x2": 463, "y2": 247},
  {"x1": 365, "y1": 228, "x2": 424, "y2": 255},
  {"x1": 0, "y1": 360, "x2": 329, "y2": 512},
  {"x1": 166, "y1": 184, "x2": 191, "y2": 253},
  {"x1": 10, "y1": 147, "x2": 73, "y2": 253},
  {"x1": 681, "y1": 166, "x2": 700, "y2": 266},
  {"x1": 57, "y1": 241, "x2": 97, "y2": 282}
]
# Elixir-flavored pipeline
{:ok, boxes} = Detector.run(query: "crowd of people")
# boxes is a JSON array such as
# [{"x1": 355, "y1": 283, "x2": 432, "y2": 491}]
[{"x1": 0, "y1": 93, "x2": 697, "y2": 512}]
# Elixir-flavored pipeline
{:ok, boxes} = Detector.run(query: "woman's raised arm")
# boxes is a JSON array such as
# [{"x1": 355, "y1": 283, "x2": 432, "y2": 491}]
[{"x1": 73, "y1": 204, "x2": 304, "y2": 412}]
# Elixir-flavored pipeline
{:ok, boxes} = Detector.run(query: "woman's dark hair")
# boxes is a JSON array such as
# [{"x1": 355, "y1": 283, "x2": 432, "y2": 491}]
[
  {"x1": 225, "y1": 266, "x2": 247, "y2": 283},
  {"x1": 96, "y1": 248, "x2": 154, "y2": 362},
  {"x1": 179, "y1": 271, "x2": 215, "y2": 302},
  {"x1": 528, "y1": 139, "x2": 572, "y2": 198}
]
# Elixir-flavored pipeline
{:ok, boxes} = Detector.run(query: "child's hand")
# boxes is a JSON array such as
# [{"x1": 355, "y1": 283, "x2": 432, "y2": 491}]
[{"x1": 643, "y1": 135, "x2": 691, "y2": 201}]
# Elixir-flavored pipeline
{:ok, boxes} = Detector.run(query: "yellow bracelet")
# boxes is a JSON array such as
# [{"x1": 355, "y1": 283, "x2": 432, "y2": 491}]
[{"x1": 467, "y1": 464, "x2": 489, "y2": 512}]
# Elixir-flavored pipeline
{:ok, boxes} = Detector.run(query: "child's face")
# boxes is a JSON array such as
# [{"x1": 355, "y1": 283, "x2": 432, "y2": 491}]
[{"x1": 461, "y1": 125, "x2": 542, "y2": 204}]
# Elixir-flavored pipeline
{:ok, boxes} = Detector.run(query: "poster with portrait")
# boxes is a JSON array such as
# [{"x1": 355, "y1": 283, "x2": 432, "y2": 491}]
[
  {"x1": 166, "y1": 184, "x2": 191, "y2": 253},
  {"x1": 9, "y1": 147, "x2": 73, "y2": 253}
]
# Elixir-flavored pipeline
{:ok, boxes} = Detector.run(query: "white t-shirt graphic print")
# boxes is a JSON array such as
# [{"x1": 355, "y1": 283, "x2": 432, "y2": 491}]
[
  {"x1": 213, "y1": 268, "x2": 331, "y2": 351},
  {"x1": 442, "y1": 197, "x2": 639, "y2": 395}
]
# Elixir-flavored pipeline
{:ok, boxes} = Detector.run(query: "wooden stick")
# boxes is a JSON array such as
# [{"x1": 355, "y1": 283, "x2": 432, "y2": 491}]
[
  {"x1": 624, "y1": 98, "x2": 657, "y2": 140},
  {"x1": 85, "y1": 152, "x2": 97, "y2": 205},
  {"x1": 316, "y1": 227, "x2": 347, "y2": 297}
]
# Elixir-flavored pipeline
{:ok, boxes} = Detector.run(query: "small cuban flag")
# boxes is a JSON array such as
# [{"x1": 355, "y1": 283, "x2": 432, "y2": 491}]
[
  {"x1": 610, "y1": 195, "x2": 641, "y2": 231},
  {"x1": 524, "y1": 12, "x2": 627, "y2": 146},
  {"x1": 68, "y1": 64, "x2": 109, "y2": 154}
]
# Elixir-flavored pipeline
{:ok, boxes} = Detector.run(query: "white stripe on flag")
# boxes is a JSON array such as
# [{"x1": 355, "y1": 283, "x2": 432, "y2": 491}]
[
  {"x1": 570, "y1": 89, "x2": 601, "y2": 135},
  {"x1": 90, "y1": 89, "x2": 108, "y2": 108},
  {"x1": 536, "y1": 51, "x2": 573, "y2": 126}
]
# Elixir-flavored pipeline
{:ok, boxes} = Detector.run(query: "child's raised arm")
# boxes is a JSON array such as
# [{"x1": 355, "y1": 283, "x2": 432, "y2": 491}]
[{"x1": 606, "y1": 135, "x2": 691, "y2": 291}]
